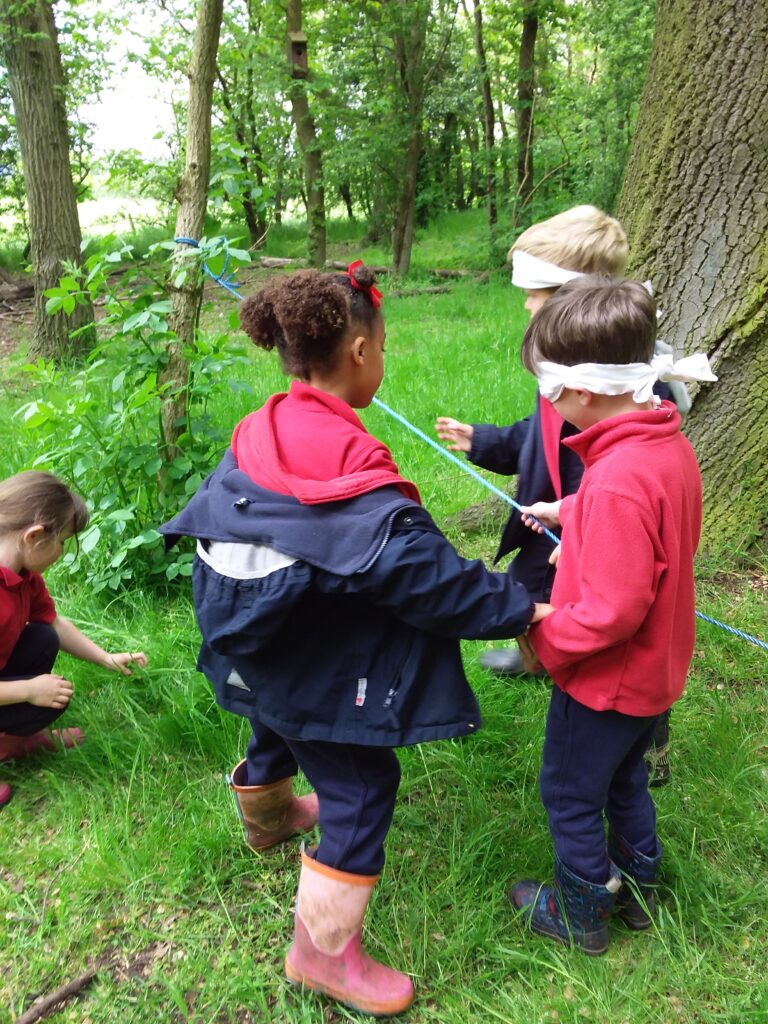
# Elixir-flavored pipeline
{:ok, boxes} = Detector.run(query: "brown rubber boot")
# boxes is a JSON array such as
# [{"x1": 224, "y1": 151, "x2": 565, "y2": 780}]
[{"x1": 229, "y1": 759, "x2": 319, "y2": 852}]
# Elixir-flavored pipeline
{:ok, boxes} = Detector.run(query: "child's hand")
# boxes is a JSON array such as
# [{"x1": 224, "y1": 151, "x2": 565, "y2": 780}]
[
  {"x1": 435, "y1": 417, "x2": 474, "y2": 453},
  {"x1": 519, "y1": 500, "x2": 562, "y2": 532},
  {"x1": 548, "y1": 544, "x2": 561, "y2": 568},
  {"x1": 531, "y1": 602, "x2": 555, "y2": 622},
  {"x1": 27, "y1": 674, "x2": 74, "y2": 709},
  {"x1": 103, "y1": 652, "x2": 148, "y2": 676}
]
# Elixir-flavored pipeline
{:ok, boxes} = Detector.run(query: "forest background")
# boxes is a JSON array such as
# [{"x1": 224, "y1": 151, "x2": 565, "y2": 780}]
[{"x1": 0, "y1": 1, "x2": 767, "y2": 1022}]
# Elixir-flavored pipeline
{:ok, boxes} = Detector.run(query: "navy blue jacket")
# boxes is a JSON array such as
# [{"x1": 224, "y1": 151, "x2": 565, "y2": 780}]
[
  {"x1": 160, "y1": 453, "x2": 535, "y2": 748},
  {"x1": 470, "y1": 385, "x2": 674, "y2": 601}
]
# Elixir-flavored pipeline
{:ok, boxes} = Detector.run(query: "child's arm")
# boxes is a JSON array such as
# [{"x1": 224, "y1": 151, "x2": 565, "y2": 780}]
[
  {"x1": 324, "y1": 507, "x2": 541, "y2": 640},
  {"x1": 435, "y1": 416, "x2": 533, "y2": 476},
  {"x1": 0, "y1": 674, "x2": 73, "y2": 707},
  {"x1": 52, "y1": 616, "x2": 148, "y2": 676}
]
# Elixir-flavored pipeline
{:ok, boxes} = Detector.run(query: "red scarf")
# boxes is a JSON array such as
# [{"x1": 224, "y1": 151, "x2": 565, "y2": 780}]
[
  {"x1": 232, "y1": 381, "x2": 421, "y2": 506},
  {"x1": 539, "y1": 396, "x2": 565, "y2": 500}
]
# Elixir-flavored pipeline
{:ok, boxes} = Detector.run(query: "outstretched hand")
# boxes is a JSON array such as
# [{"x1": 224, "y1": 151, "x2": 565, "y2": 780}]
[
  {"x1": 104, "y1": 652, "x2": 148, "y2": 676},
  {"x1": 435, "y1": 417, "x2": 474, "y2": 453}
]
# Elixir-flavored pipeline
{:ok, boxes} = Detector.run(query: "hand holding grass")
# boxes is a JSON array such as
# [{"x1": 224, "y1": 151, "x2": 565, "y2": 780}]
[
  {"x1": 103, "y1": 651, "x2": 148, "y2": 676},
  {"x1": 435, "y1": 417, "x2": 474, "y2": 452}
]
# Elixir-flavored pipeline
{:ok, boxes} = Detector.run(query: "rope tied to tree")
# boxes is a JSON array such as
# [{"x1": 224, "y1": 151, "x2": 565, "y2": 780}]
[{"x1": 184, "y1": 234, "x2": 768, "y2": 653}]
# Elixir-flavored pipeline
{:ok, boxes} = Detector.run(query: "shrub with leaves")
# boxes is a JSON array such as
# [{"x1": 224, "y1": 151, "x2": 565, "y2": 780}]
[{"x1": 16, "y1": 238, "x2": 253, "y2": 591}]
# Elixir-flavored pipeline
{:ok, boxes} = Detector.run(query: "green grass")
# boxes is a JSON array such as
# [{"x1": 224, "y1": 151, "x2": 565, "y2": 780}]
[{"x1": 1, "y1": 225, "x2": 767, "y2": 1024}]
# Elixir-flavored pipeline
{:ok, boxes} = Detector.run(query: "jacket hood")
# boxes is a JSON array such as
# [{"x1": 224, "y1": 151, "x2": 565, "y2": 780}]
[{"x1": 232, "y1": 381, "x2": 421, "y2": 506}]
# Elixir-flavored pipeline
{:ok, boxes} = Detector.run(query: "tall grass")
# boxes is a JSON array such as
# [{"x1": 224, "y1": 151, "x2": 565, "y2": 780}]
[{"x1": 0, "y1": 225, "x2": 767, "y2": 1024}]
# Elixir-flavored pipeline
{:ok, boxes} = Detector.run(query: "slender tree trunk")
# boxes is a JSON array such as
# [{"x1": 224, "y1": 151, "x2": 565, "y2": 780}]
[
  {"x1": 390, "y1": 0, "x2": 430, "y2": 275},
  {"x1": 617, "y1": 0, "x2": 768, "y2": 544},
  {"x1": 516, "y1": 3, "x2": 538, "y2": 209},
  {"x1": 472, "y1": 0, "x2": 496, "y2": 226},
  {"x1": 392, "y1": 130, "x2": 422, "y2": 274},
  {"x1": 339, "y1": 182, "x2": 355, "y2": 221},
  {"x1": 286, "y1": 0, "x2": 326, "y2": 267},
  {"x1": 465, "y1": 121, "x2": 481, "y2": 203},
  {"x1": 1, "y1": 0, "x2": 95, "y2": 360},
  {"x1": 161, "y1": 0, "x2": 223, "y2": 467},
  {"x1": 497, "y1": 95, "x2": 512, "y2": 196}
]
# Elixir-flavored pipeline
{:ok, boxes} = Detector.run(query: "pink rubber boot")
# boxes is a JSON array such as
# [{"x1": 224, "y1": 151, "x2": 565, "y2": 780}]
[
  {"x1": 0, "y1": 728, "x2": 84, "y2": 762},
  {"x1": 229, "y1": 760, "x2": 319, "y2": 852},
  {"x1": 0, "y1": 782, "x2": 11, "y2": 808},
  {"x1": 285, "y1": 849, "x2": 414, "y2": 1017}
]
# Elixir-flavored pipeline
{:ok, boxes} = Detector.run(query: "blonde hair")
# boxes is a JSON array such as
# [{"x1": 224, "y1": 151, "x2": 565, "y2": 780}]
[
  {"x1": 510, "y1": 205, "x2": 628, "y2": 275},
  {"x1": 0, "y1": 471, "x2": 89, "y2": 537}
]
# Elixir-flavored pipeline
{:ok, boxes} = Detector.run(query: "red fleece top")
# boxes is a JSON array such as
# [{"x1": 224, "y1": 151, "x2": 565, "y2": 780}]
[
  {"x1": 232, "y1": 381, "x2": 421, "y2": 505},
  {"x1": 0, "y1": 566, "x2": 57, "y2": 671},
  {"x1": 530, "y1": 402, "x2": 701, "y2": 716}
]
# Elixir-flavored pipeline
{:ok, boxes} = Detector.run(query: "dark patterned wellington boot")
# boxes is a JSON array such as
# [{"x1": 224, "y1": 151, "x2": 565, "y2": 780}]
[
  {"x1": 608, "y1": 831, "x2": 663, "y2": 930},
  {"x1": 509, "y1": 857, "x2": 622, "y2": 955},
  {"x1": 644, "y1": 709, "x2": 671, "y2": 787}
]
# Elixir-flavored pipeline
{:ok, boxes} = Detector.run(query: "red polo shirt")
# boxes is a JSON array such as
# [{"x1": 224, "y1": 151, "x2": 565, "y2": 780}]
[{"x1": 0, "y1": 566, "x2": 57, "y2": 671}]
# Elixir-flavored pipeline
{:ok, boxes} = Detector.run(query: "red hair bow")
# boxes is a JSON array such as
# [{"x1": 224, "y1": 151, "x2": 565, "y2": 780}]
[{"x1": 347, "y1": 259, "x2": 383, "y2": 309}]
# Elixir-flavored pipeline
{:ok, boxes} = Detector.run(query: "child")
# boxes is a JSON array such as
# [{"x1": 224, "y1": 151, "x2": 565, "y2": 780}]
[
  {"x1": 161, "y1": 262, "x2": 552, "y2": 1016},
  {"x1": 507, "y1": 276, "x2": 715, "y2": 954},
  {"x1": 435, "y1": 204, "x2": 675, "y2": 785},
  {"x1": 0, "y1": 471, "x2": 148, "y2": 807}
]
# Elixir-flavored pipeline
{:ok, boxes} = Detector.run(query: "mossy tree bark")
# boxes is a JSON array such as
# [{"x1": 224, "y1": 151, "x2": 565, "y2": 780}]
[
  {"x1": 515, "y1": 2, "x2": 537, "y2": 213},
  {"x1": 162, "y1": 0, "x2": 223, "y2": 468},
  {"x1": 617, "y1": 0, "x2": 768, "y2": 547},
  {"x1": 1, "y1": 0, "x2": 95, "y2": 360}
]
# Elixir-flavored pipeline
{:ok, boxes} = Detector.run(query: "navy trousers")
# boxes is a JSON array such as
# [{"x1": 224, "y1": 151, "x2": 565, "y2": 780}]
[
  {"x1": 245, "y1": 715, "x2": 400, "y2": 876},
  {"x1": 540, "y1": 686, "x2": 660, "y2": 883},
  {"x1": 0, "y1": 623, "x2": 64, "y2": 736}
]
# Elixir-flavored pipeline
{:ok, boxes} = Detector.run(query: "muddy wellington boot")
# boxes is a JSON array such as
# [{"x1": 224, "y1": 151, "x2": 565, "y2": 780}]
[
  {"x1": 509, "y1": 856, "x2": 622, "y2": 955},
  {"x1": 0, "y1": 728, "x2": 84, "y2": 762},
  {"x1": 228, "y1": 760, "x2": 319, "y2": 852},
  {"x1": 608, "y1": 830, "x2": 663, "y2": 930},
  {"x1": 285, "y1": 849, "x2": 414, "y2": 1017}
]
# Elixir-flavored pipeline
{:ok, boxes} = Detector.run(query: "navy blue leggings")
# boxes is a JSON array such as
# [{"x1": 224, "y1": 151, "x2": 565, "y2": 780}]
[
  {"x1": 540, "y1": 687, "x2": 660, "y2": 883},
  {"x1": 0, "y1": 623, "x2": 64, "y2": 735},
  {"x1": 244, "y1": 715, "x2": 400, "y2": 875}
]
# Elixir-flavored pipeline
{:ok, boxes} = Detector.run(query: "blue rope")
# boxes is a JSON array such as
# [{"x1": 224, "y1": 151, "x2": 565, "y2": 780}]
[
  {"x1": 372, "y1": 397, "x2": 561, "y2": 545},
  {"x1": 180, "y1": 235, "x2": 768, "y2": 653},
  {"x1": 175, "y1": 236, "x2": 243, "y2": 299}
]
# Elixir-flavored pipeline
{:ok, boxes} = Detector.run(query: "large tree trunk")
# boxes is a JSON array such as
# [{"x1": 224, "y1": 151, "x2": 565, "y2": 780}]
[
  {"x1": 515, "y1": 3, "x2": 538, "y2": 210},
  {"x1": 162, "y1": 0, "x2": 223, "y2": 467},
  {"x1": 286, "y1": 0, "x2": 326, "y2": 268},
  {"x1": 471, "y1": 0, "x2": 496, "y2": 226},
  {"x1": 617, "y1": 0, "x2": 768, "y2": 545},
  {"x1": 1, "y1": 0, "x2": 95, "y2": 360}
]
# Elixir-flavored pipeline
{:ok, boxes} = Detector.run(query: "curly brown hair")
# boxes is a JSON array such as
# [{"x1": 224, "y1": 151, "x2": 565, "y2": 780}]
[{"x1": 239, "y1": 264, "x2": 382, "y2": 378}]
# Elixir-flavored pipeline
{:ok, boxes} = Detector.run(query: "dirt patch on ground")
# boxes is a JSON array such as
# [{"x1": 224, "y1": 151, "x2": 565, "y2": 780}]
[{"x1": 0, "y1": 294, "x2": 34, "y2": 362}]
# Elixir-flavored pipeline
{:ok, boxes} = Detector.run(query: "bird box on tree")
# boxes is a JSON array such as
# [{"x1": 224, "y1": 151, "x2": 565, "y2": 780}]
[{"x1": 288, "y1": 32, "x2": 308, "y2": 78}]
